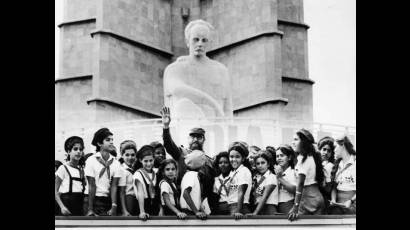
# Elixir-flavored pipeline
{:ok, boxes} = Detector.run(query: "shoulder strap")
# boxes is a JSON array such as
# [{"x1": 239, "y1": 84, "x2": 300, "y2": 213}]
[
  {"x1": 63, "y1": 165, "x2": 73, "y2": 194},
  {"x1": 138, "y1": 170, "x2": 152, "y2": 199},
  {"x1": 126, "y1": 168, "x2": 135, "y2": 175},
  {"x1": 163, "y1": 179, "x2": 180, "y2": 207},
  {"x1": 255, "y1": 175, "x2": 266, "y2": 189}
]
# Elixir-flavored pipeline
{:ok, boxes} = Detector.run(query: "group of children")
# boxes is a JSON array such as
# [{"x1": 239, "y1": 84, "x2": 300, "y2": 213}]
[{"x1": 55, "y1": 126, "x2": 356, "y2": 221}]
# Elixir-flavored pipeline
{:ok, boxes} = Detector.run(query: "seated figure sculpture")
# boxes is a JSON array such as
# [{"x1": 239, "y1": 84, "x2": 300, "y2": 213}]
[{"x1": 163, "y1": 19, "x2": 233, "y2": 119}]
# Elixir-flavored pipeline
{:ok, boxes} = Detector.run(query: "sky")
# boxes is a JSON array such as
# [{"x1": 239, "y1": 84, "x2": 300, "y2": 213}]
[{"x1": 55, "y1": 0, "x2": 356, "y2": 127}]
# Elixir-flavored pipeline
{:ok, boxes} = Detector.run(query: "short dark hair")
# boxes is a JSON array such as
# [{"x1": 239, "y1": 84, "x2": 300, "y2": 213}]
[
  {"x1": 254, "y1": 151, "x2": 274, "y2": 172},
  {"x1": 158, "y1": 159, "x2": 178, "y2": 177},
  {"x1": 213, "y1": 151, "x2": 231, "y2": 175},
  {"x1": 318, "y1": 136, "x2": 335, "y2": 163},
  {"x1": 137, "y1": 145, "x2": 155, "y2": 160},
  {"x1": 228, "y1": 144, "x2": 252, "y2": 170},
  {"x1": 91, "y1": 128, "x2": 113, "y2": 152},
  {"x1": 150, "y1": 141, "x2": 165, "y2": 153},
  {"x1": 64, "y1": 136, "x2": 84, "y2": 153}
]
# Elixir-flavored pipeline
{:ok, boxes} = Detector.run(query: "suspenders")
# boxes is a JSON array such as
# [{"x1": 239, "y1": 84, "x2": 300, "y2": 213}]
[
  {"x1": 159, "y1": 179, "x2": 180, "y2": 208},
  {"x1": 63, "y1": 165, "x2": 85, "y2": 193}
]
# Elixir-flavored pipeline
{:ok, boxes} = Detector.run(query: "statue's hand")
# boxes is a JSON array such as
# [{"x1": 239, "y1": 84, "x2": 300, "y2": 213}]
[{"x1": 161, "y1": 106, "x2": 171, "y2": 128}]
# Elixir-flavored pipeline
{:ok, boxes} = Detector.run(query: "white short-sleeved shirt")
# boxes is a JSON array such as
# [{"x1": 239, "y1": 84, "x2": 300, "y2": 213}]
[
  {"x1": 253, "y1": 170, "x2": 279, "y2": 205},
  {"x1": 322, "y1": 161, "x2": 334, "y2": 183},
  {"x1": 160, "y1": 180, "x2": 177, "y2": 206},
  {"x1": 180, "y1": 171, "x2": 201, "y2": 211},
  {"x1": 84, "y1": 152, "x2": 123, "y2": 197},
  {"x1": 55, "y1": 163, "x2": 84, "y2": 193},
  {"x1": 336, "y1": 156, "x2": 356, "y2": 191},
  {"x1": 133, "y1": 168, "x2": 158, "y2": 199},
  {"x1": 227, "y1": 164, "x2": 252, "y2": 204},
  {"x1": 213, "y1": 174, "x2": 231, "y2": 203},
  {"x1": 295, "y1": 155, "x2": 317, "y2": 186},
  {"x1": 119, "y1": 164, "x2": 135, "y2": 196},
  {"x1": 278, "y1": 167, "x2": 297, "y2": 203}
]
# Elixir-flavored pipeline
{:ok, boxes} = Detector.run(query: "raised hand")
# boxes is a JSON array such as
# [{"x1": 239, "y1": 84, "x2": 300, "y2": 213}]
[{"x1": 160, "y1": 106, "x2": 171, "y2": 128}]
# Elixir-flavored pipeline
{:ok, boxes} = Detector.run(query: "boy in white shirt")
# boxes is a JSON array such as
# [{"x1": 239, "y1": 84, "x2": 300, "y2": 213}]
[
  {"x1": 83, "y1": 128, "x2": 123, "y2": 216},
  {"x1": 180, "y1": 150, "x2": 212, "y2": 220}
]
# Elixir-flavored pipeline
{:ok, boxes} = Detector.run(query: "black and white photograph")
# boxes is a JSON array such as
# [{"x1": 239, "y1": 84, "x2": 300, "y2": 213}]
[{"x1": 55, "y1": 0, "x2": 356, "y2": 229}]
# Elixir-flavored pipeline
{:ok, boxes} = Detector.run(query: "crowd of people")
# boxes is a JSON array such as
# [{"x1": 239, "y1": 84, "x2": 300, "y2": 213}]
[{"x1": 55, "y1": 107, "x2": 356, "y2": 221}]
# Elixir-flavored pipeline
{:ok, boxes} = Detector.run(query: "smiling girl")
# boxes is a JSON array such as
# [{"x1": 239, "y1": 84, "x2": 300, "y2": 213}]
[
  {"x1": 249, "y1": 152, "x2": 278, "y2": 215},
  {"x1": 274, "y1": 145, "x2": 297, "y2": 214},
  {"x1": 227, "y1": 143, "x2": 252, "y2": 219},
  {"x1": 55, "y1": 136, "x2": 86, "y2": 216},
  {"x1": 133, "y1": 145, "x2": 160, "y2": 220},
  {"x1": 118, "y1": 140, "x2": 139, "y2": 216}
]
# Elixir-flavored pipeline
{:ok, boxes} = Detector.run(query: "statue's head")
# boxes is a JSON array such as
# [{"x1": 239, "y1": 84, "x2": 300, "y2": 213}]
[{"x1": 184, "y1": 19, "x2": 214, "y2": 58}]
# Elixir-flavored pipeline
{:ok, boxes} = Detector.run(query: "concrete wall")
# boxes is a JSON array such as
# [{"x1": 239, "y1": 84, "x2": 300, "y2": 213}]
[
  {"x1": 60, "y1": 22, "x2": 95, "y2": 78},
  {"x1": 278, "y1": 0, "x2": 304, "y2": 22},
  {"x1": 209, "y1": 35, "x2": 283, "y2": 112},
  {"x1": 64, "y1": 0, "x2": 96, "y2": 21},
  {"x1": 55, "y1": 78, "x2": 94, "y2": 130},
  {"x1": 100, "y1": 0, "x2": 172, "y2": 52},
  {"x1": 201, "y1": 0, "x2": 278, "y2": 50},
  {"x1": 281, "y1": 79, "x2": 313, "y2": 121},
  {"x1": 93, "y1": 34, "x2": 170, "y2": 115},
  {"x1": 279, "y1": 23, "x2": 309, "y2": 80}
]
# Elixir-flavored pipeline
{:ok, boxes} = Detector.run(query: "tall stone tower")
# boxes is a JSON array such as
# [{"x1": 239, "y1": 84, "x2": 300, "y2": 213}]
[{"x1": 56, "y1": 0, "x2": 313, "y2": 133}]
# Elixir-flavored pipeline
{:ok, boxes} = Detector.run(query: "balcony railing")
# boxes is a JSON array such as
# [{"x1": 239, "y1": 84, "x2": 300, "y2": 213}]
[{"x1": 55, "y1": 215, "x2": 356, "y2": 229}]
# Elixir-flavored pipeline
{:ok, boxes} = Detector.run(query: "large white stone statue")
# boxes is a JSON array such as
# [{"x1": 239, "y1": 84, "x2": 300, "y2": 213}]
[{"x1": 163, "y1": 19, "x2": 233, "y2": 119}]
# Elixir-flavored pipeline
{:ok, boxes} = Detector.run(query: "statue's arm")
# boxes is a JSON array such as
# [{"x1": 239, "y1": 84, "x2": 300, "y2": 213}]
[{"x1": 172, "y1": 84, "x2": 224, "y2": 116}]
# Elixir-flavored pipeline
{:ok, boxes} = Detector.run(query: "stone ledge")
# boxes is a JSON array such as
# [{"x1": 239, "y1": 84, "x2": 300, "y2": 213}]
[
  {"x1": 55, "y1": 75, "x2": 92, "y2": 84},
  {"x1": 55, "y1": 215, "x2": 356, "y2": 227},
  {"x1": 282, "y1": 76, "x2": 315, "y2": 84},
  {"x1": 278, "y1": 19, "x2": 310, "y2": 29},
  {"x1": 207, "y1": 30, "x2": 284, "y2": 56},
  {"x1": 90, "y1": 29, "x2": 173, "y2": 58},
  {"x1": 87, "y1": 97, "x2": 161, "y2": 118},
  {"x1": 58, "y1": 18, "x2": 96, "y2": 28},
  {"x1": 234, "y1": 97, "x2": 289, "y2": 112}
]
